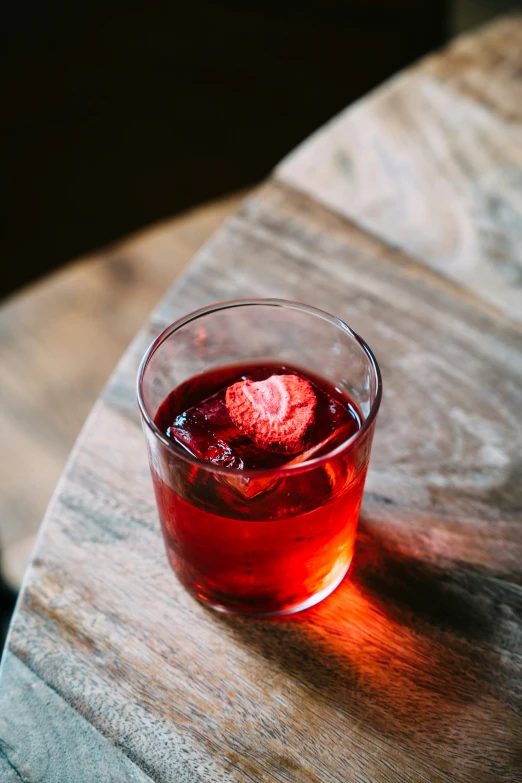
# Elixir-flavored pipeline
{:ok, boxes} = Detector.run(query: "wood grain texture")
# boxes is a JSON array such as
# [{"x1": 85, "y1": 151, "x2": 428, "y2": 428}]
[
  {"x1": 0, "y1": 652, "x2": 152, "y2": 782},
  {"x1": 0, "y1": 192, "x2": 244, "y2": 568},
  {"x1": 2, "y1": 16, "x2": 522, "y2": 783},
  {"x1": 425, "y1": 12, "x2": 522, "y2": 125},
  {"x1": 277, "y1": 14, "x2": 522, "y2": 324},
  {"x1": 1, "y1": 179, "x2": 521, "y2": 782}
]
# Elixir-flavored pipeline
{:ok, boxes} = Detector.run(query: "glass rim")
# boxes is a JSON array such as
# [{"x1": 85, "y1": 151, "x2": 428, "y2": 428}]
[{"x1": 137, "y1": 298, "x2": 382, "y2": 477}]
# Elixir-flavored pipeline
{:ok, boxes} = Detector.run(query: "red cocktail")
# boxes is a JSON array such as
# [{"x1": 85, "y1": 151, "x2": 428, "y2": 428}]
[{"x1": 138, "y1": 300, "x2": 381, "y2": 615}]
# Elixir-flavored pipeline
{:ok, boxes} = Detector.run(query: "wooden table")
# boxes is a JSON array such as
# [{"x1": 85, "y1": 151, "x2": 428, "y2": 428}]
[
  {"x1": 1, "y1": 15, "x2": 522, "y2": 783},
  {"x1": 0, "y1": 192, "x2": 245, "y2": 592}
]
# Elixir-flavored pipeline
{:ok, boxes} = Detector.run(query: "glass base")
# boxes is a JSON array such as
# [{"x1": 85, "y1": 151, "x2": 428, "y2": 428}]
[{"x1": 184, "y1": 558, "x2": 351, "y2": 618}]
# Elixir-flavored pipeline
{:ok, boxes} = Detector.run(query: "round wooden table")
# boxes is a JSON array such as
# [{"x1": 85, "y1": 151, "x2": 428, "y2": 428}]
[{"x1": 1, "y1": 15, "x2": 522, "y2": 783}]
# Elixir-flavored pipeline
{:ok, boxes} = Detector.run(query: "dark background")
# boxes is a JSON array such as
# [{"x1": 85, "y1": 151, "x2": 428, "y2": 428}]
[{"x1": 3, "y1": 0, "x2": 451, "y2": 300}]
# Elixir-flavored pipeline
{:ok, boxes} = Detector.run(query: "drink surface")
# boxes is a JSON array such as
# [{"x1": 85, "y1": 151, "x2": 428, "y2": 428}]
[
  {"x1": 150, "y1": 364, "x2": 369, "y2": 614},
  {"x1": 155, "y1": 363, "x2": 361, "y2": 471}
]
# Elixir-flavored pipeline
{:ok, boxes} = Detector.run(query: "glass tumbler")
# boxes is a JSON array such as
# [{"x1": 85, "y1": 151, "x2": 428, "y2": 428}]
[{"x1": 137, "y1": 299, "x2": 381, "y2": 616}]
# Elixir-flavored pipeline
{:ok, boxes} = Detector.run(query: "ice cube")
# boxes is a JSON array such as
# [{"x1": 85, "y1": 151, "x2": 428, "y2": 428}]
[{"x1": 167, "y1": 388, "x2": 290, "y2": 471}]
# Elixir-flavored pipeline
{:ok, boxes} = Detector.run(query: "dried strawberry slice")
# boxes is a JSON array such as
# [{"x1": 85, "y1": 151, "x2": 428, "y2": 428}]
[{"x1": 225, "y1": 374, "x2": 316, "y2": 454}]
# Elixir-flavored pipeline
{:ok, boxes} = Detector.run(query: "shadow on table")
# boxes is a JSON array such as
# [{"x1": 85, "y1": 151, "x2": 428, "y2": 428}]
[{"x1": 219, "y1": 514, "x2": 508, "y2": 751}]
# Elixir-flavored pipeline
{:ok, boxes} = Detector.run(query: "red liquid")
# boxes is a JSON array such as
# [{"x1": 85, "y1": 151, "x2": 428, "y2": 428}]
[{"x1": 151, "y1": 364, "x2": 371, "y2": 615}]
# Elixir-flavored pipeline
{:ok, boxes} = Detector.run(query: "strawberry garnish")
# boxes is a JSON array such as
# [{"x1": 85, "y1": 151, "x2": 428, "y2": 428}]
[{"x1": 225, "y1": 374, "x2": 316, "y2": 454}]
